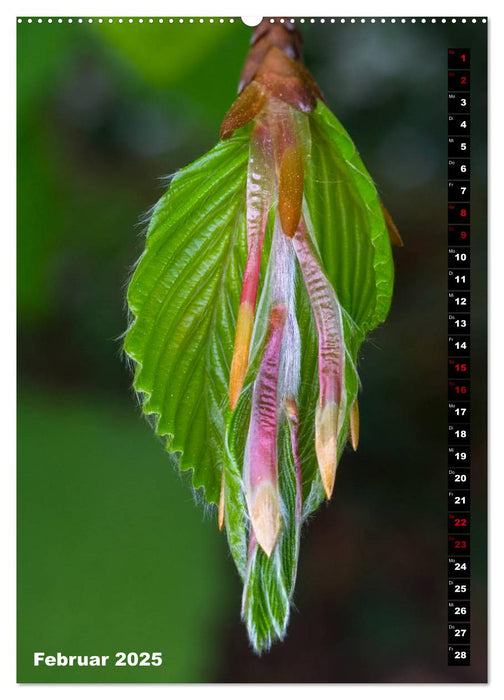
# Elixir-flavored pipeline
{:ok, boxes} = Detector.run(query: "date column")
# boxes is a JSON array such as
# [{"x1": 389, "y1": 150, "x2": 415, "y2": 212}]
[{"x1": 447, "y1": 46, "x2": 471, "y2": 668}]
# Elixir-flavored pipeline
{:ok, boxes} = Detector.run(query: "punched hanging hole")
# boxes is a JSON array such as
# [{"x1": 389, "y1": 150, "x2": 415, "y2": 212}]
[{"x1": 241, "y1": 16, "x2": 263, "y2": 27}]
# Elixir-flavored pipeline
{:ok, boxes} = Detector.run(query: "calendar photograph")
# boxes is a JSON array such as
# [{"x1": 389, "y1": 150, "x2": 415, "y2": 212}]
[{"x1": 17, "y1": 14, "x2": 488, "y2": 683}]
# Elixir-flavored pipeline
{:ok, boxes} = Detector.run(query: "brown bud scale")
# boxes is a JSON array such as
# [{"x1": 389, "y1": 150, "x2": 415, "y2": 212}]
[
  {"x1": 221, "y1": 19, "x2": 323, "y2": 140},
  {"x1": 278, "y1": 145, "x2": 305, "y2": 238}
]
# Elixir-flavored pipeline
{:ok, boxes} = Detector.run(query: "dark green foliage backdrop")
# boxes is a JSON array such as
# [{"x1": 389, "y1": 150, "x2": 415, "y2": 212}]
[{"x1": 17, "y1": 17, "x2": 487, "y2": 682}]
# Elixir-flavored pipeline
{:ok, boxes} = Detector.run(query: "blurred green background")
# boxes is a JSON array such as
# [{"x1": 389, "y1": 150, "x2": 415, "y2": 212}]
[{"x1": 17, "y1": 17, "x2": 487, "y2": 682}]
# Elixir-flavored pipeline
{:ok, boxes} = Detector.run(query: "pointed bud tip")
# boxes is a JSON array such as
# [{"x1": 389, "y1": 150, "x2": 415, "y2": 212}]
[
  {"x1": 350, "y1": 399, "x2": 360, "y2": 452},
  {"x1": 218, "y1": 473, "x2": 226, "y2": 531},
  {"x1": 315, "y1": 402, "x2": 339, "y2": 499},
  {"x1": 381, "y1": 202, "x2": 404, "y2": 247},
  {"x1": 249, "y1": 482, "x2": 280, "y2": 557},
  {"x1": 220, "y1": 81, "x2": 269, "y2": 141},
  {"x1": 322, "y1": 472, "x2": 335, "y2": 500}
]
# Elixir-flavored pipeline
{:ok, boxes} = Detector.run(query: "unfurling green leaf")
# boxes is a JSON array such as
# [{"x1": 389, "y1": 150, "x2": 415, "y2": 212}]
[
  {"x1": 125, "y1": 134, "x2": 250, "y2": 503},
  {"x1": 124, "y1": 19, "x2": 398, "y2": 653}
]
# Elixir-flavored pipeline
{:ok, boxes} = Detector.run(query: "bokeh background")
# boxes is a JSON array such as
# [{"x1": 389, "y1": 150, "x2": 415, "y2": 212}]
[{"x1": 17, "y1": 17, "x2": 487, "y2": 682}]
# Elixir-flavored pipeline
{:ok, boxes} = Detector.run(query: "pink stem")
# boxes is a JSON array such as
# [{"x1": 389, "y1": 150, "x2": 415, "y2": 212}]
[
  {"x1": 292, "y1": 219, "x2": 344, "y2": 406},
  {"x1": 229, "y1": 123, "x2": 274, "y2": 410},
  {"x1": 292, "y1": 218, "x2": 346, "y2": 499},
  {"x1": 243, "y1": 304, "x2": 287, "y2": 556},
  {"x1": 246, "y1": 305, "x2": 286, "y2": 486}
]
